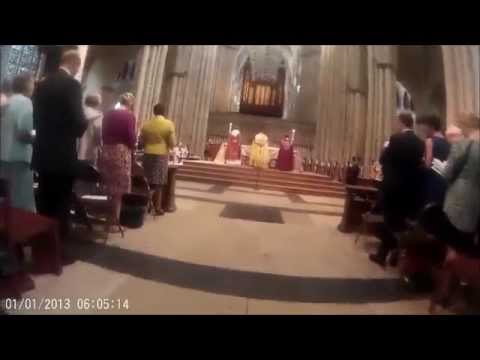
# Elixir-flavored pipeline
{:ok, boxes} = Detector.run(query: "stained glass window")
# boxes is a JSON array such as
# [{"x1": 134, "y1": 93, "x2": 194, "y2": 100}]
[{"x1": 5, "y1": 45, "x2": 40, "y2": 78}]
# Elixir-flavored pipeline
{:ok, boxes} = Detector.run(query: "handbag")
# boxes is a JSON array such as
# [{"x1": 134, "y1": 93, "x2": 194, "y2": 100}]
[{"x1": 448, "y1": 140, "x2": 473, "y2": 184}]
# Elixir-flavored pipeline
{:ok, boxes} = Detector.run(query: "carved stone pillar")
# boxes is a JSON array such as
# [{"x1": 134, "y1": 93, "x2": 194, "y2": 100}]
[
  {"x1": 211, "y1": 46, "x2": 238, "y2": 113},
  {"x1": 442, "y1": 45, "x2": 480, "y2": 124},
  {"x1": 314, "y1": 46, "x2": 348, "y2": 162},
  {"x1": 345, "y1": 46, "x2": 368, "y2": 162},
  {"x1": 133, "y1": 45, "x2": 169, "y2": 127},
  {"x1": 295, "y1": 48, "x2": 322, "y2": 126},
  {"x1": 363, "y1": 46, "x2": 396, "y2": 165},
  {"x1": 163, "y1": 46, "x2": 218, "y2": 156}
]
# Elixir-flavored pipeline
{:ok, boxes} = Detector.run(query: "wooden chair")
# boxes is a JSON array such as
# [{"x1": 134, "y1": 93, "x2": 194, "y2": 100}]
[
  {"x1": 430, "y1": 242, "x2": 480, "y2": 314},
  {"x1": 73, "y1": 165, "x2": 124, "y2": 241},
  {"x1": 338, "y1": 185, "x2": 378, "y2": 234}
]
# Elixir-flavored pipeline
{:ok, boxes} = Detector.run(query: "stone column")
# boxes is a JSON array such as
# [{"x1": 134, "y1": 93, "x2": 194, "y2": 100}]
[
  {"x1": 314, "y1": 46, "x2": 349, "y2": 162},
  {"x1": 315, "y1": 46, "x2": 335, "y2": 161},
  {"x1": 163, "y1": 46, "x2": 218, "y2": 156},
  {"x1": 345, "y1": 46, "x2": 368, "y2": 162},
  {"x1": 442, "y1": 45, "x2": 480, "y2": 124},
  {"x1": 75, "y1": 45, "x2": 89, "y2": 82},
  {"x1": 363, "y1": 45, "x2": 396, "y2": 165},
  {"x1": 211, "y1": 46, "x2": 237, "y2": 113},
  {"x1": 133, "y1": 45, "x2": 169, "y2": 126},
  {"x1": 295, "y1": 48, "x2": 321, "y2": 125}
]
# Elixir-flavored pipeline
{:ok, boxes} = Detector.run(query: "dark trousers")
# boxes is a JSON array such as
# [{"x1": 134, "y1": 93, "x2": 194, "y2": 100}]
[
  {"x1": 374, "y1": 222, "x2": 399, "y2": 252},
  {"x1": 36, "y1": 172, "x2": 74, "y2": 240}
]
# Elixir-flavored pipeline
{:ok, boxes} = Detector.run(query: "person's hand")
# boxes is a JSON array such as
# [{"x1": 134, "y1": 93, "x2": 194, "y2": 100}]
[
  {"x1": 431, "y1": 158, "x2": 447, "y2": 176},
  {"x1": 16, "y1": 130, "x2": 35, "y2": 144},
  {"x1": 445, "y1": 247, "x2": 459, "y2": 264}
]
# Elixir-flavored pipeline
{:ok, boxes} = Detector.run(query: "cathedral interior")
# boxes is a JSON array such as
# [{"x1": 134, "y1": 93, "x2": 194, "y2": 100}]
[{"x1": 0, "y1": 45, "x2": 479, "y2": 314}]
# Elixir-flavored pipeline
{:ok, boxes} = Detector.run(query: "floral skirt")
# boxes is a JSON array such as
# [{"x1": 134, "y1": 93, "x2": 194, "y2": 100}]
[
  {"x1": 99, "y1": 144, "x2": 132, "y2": 197},
  {"x1": 142, "y1": 154, "x2": 168, "y2": 186}
]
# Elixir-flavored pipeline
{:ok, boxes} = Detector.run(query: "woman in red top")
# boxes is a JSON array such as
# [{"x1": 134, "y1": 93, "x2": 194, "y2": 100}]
[{"x1": 99, "y1": 92, "x2": 136, "y2": 230}]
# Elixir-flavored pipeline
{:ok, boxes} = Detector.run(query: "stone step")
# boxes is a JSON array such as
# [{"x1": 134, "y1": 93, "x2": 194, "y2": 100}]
[
  {"x1": 176, "y1": 173, "x2": 346, "y2": 198},
  {"x1": 178, "y1": 168, "x2": 345, "y2": 192},
  {"x1": 181, "y1": 161, "x2": 339, "y2": 185}
]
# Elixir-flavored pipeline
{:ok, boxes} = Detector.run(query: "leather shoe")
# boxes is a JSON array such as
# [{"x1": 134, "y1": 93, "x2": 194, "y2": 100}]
[
  {"x1": 369, "y1": 253, "x2": 387, "y2": 267},
  {"x1": 388, "y1": 250, "x2": 399, "y2": 267}
]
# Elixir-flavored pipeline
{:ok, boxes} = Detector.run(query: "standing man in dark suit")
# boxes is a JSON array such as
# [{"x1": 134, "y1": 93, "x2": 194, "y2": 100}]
[
  {"x1": 32, "y1": 49, "x2": 87, "y2": 241},
  {"x1": 370, "y1": 112, "x2": 426, "y2": 266}
]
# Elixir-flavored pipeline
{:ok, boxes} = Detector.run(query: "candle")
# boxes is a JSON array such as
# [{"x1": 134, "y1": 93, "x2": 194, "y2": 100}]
[{"x1": 229, "y1": 122, "x2": 233, "y2": 134}]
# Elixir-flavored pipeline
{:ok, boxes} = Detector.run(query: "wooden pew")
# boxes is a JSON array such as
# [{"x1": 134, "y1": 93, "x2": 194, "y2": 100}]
[{"x1": 338, "y1": 184, "x2": 378, "y2": 233}]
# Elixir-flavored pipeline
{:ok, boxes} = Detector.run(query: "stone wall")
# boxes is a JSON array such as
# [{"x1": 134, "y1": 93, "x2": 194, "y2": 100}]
[
  {"x1": 82, "y1": 46, "x2": 141, "y2": 101},
  {"x1": 397, "y1": 46, "x2": 446, "y2": 122}
]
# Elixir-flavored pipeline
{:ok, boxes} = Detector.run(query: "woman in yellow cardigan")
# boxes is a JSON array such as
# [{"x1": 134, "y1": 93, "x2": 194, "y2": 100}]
[{"x1": 140, "y1": 103, "x2": 176, "y2": 215}]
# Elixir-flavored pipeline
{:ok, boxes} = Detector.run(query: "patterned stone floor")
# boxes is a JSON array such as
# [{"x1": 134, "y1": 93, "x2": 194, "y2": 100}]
[{"x1": 4, "y1": 180, "x2": 435, "y2": 315}]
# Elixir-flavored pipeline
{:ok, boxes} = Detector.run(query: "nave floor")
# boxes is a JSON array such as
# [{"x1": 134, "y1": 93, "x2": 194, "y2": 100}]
[{"x1": 7, "y1": 180, "x2": 434, "y2": 315}]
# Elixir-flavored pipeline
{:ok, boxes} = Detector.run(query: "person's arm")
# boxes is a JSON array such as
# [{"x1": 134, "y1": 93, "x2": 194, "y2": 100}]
[
  {"x1": 127, "y1": 114, "x2": 137, "y2": 150},
  {"x1": 16, "y1": 101, "x2": 35, "y2": 144},
  {"x1": 168, "y1": 123, "x2": 177, "y2": 150},
  {"x1": 424, "y1": 138, "x2": 433, "y2": 167},
  {"x1": 68, "y1": 81, "x2": 88, "y2": 138},
  {"x1": 379, "y1": 137, "x2": 392, "y2": 167},
  {"x1": 31, "y1": 85, "x2": 40, "y2": 135},
  {"x1": 443, "y1": 142, "x2": 464, "y2": 182},
  {"x1": 92, "y1": 115, "x2": 103, "y2": 148}
]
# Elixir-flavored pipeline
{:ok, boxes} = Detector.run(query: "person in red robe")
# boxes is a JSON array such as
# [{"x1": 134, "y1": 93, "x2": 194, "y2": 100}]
[
  {"x1": 276, "y1": 135, "x2": 294, "y2": 171},
  {"x1": 225, "y1": 129, "x2": 241, "y2": 162}
]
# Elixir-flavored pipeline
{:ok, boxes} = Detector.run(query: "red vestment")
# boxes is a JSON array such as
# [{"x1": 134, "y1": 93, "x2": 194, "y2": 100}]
[
  {"x1": 276, "y1": 139, "x2": 294, "y2": 171},
  {"x1": 226, "y1": 134, "x2": 241, "y2": 160}
]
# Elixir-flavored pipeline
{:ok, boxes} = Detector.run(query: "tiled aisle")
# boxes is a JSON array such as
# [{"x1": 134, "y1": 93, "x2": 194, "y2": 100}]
[{"x1": 7, "y1": 180, "x2": 431, "y2": 315}]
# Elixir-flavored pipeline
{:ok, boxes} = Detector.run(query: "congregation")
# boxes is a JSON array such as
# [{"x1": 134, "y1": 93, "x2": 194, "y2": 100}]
[
  {"x1": 353, "y1": 112, "x2": 479, "y2": 313},
  {"x1": 1, "y1": 45, "x2": 479, "y2": 314},
  {"x1": 0, "y1": 49, "x2": 178, "y2": 279}
]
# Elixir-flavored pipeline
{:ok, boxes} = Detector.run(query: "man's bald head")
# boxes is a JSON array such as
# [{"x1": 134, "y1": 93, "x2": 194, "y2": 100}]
[{"x1": 60, "y1": 50, "x2": 82, "y2": 77}]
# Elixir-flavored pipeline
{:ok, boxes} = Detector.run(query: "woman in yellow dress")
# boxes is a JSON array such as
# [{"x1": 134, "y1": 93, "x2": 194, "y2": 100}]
[{"x1": 249, "y1": 132, "x2": 270, "y2": 169}]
